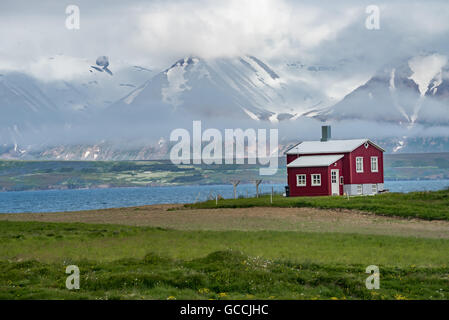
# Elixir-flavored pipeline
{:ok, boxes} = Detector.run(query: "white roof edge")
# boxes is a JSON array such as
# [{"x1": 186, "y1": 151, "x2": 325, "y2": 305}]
[
  {"x1": 286, "y1": 154, "x2": 344, "y2": 168},
  {"x1": 286, "y1": 139, "x2": 385, "y2": 154},
  {"x1": 283, "y1": 142, "x2": 302, "y2": 155},
  {"x1": 367, "y1": 140, "x2": 386, "y2": 152}
]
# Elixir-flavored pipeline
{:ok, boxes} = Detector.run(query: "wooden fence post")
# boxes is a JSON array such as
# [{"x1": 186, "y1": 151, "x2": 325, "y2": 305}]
[{"x1": 230, "y1": 180, "x2": 240, "y2": 200}]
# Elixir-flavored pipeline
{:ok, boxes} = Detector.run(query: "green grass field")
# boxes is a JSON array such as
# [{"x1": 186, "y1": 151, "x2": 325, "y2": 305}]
[
  {"x1": 187, "y1": 189, "x2": 449, "y2": 221},
  {"x1": 1, "y1": 220, "x2": 449, "y2": 300}
]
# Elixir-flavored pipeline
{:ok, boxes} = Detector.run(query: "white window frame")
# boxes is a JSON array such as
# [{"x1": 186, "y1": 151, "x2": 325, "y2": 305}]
[
  {"x1": 340, "y1": 176, "x2": 344, "y2": 185},
  {"x1": 357, "y1": 184, "x2": 363, "y2": 195},
  {"x1": 296, "y1": 174, "x2": 306, "y2": 187},
  {"x1": 372, "y1": 184, "x2": 378, "y2": 194},
  {"x1": 356, "y1": 157, "x2": 364, "y2": 173},
  {"x1": 371, "y1": 156, "x2": 378, "y2": 173},
  {"x1": 311, "y1": 174, "x2": 321, "y2": 186}
]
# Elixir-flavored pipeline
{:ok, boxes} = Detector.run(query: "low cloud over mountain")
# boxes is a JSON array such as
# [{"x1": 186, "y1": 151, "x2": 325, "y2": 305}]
[{"x1": 1, "y1": 53, "x2": 449, "y2": 158}]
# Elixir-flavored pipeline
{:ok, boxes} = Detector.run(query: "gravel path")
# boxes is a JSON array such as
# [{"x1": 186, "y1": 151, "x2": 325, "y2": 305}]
[{"x1": 2, "y1": 204, "x2": 449, "y2": 238}]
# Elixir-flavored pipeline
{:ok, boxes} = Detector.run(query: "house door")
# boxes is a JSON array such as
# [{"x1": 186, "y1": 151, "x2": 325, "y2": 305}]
[{"x1": 331, "y1": 169, "x2": 339, "y2": 195}]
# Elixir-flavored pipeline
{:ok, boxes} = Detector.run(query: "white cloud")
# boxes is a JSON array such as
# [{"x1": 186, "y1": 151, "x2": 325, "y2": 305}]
[
  {"x1": 1, "y1": 0, "x2": 449, "y2": 80},
  {"x1": 133, "y1": 0, "x2": 359, "y2": 63},
  {"x1": 28, "y1": 55, "x2": 90, "y2": 81}
]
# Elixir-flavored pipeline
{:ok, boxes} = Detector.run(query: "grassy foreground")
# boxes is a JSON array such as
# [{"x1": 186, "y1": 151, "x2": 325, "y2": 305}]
[
  {"x1": 1, "y1": 220, "x2": 449, "y2": 300},
  {"x1": 187, "y1": 189, "x2": 449, "y2": 221}
]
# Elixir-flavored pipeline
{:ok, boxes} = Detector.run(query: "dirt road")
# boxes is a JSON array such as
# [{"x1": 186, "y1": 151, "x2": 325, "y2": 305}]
[{"x1": 1, "y1": 204, "x2": 449, "y2": 238}]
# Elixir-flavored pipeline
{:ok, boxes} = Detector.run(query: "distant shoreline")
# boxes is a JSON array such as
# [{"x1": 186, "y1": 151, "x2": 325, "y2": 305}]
[
  {"x1": 0, "y1": 178, "x2": 448, "y2": 193},
  {"x1": 0, "y1": 154, "x2": 448, "y2": 192}
]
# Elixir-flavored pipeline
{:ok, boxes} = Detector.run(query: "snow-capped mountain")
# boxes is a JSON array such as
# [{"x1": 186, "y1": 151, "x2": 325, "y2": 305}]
[
  {"x1": 38, "y1": 57, "x2": 155, "y2": 113},
  {"x1": 319, "y1": 53, "x2": 449, "y2": 126},
  {"x1": 2, "y1": 53, "x2": 449, "y2": 159},
  {"x1": 0, "y1": 58, "x2": 154, "y2": 145},
  {"x1": 107, "y1": 56, "x2": 325, "y2": 123}
]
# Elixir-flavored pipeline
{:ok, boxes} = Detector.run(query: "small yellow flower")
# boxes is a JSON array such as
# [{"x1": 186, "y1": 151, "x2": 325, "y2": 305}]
[
  {"x1": 218, "y1": 292, "x2": 227, "y2": 298},
  {"x1": 198, "y1": 288, "x2": 210, "y2": 294},
  {"x1": 394, "y1": 294, "x2": 407, "y2": 300},
  {"x1": 330, "y1": 297, "x2": 338, "y2": 300},
  {"x1": 167, "y1": 296, "x2": 176, "y2": 300}
]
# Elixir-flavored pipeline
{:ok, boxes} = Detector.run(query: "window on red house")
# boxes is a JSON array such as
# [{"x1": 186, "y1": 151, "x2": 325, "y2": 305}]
[
  {"x1": 356, "y1": 157, "x2": 364, "y2": 173},
  {"x1": 296, "y1": 174, "x2": 306, "y2": 186},
  {"x1": 311, "y1": 174, "x2": 321, "y2": 186},
  {"x1": 371, "y1": 157, "x2": 378, "y2": 172}
]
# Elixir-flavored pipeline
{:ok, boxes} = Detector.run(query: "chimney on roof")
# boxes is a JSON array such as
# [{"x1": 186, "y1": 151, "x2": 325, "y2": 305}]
[{"x1": 321, "y1": 125, "x2": 331, "y2": 142}]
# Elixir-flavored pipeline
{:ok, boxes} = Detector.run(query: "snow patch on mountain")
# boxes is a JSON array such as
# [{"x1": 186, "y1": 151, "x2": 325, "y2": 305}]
[
  {"x1": 408, "y1": 54, "x2": 447, "y2": 96},
  {"x1": 393, "y1": 138, "x2": 406, "y2": 153},
  {"x1": 321, "y1": 53, "x2": 449, "y2": 126},
  {"x1": 162, "y1": 58, "x2": 193, "y2": 107},
  {"x1": 242, "y1": 107, "x2": 260, "y2": 121},
  {"x1": 429, "y1": 71, "x2": 443, "y2": 95},
  {"x1": 389, "y1": 68, "x2": 396, "y2": 90},
  {"x1": 124, "y1": 85, "x2": 146, "y2": 105}
]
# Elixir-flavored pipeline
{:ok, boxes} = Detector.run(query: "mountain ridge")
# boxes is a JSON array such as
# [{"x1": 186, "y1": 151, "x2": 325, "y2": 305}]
[{"x1": 1, "y1": 54, "x2": 449, "y2": 159}]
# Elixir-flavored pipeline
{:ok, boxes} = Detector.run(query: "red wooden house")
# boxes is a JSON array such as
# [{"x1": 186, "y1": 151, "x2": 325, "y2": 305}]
[{"x1": 286, "y1": 126, "x2": 385, "y2": 197}]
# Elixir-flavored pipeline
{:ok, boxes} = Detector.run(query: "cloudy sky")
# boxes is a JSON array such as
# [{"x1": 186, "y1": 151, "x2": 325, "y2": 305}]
[
  {"x1": 1, "y1": 0, "x2": 449, "y2": 149},
  {"x1": 1, "y1": 0, "x2": 449, "y2": 81}
]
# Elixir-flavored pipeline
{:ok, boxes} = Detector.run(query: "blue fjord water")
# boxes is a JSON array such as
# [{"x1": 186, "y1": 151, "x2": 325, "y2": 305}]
[{"x1": 0, "y1": 180, "x2": 448, "y2": 214}]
